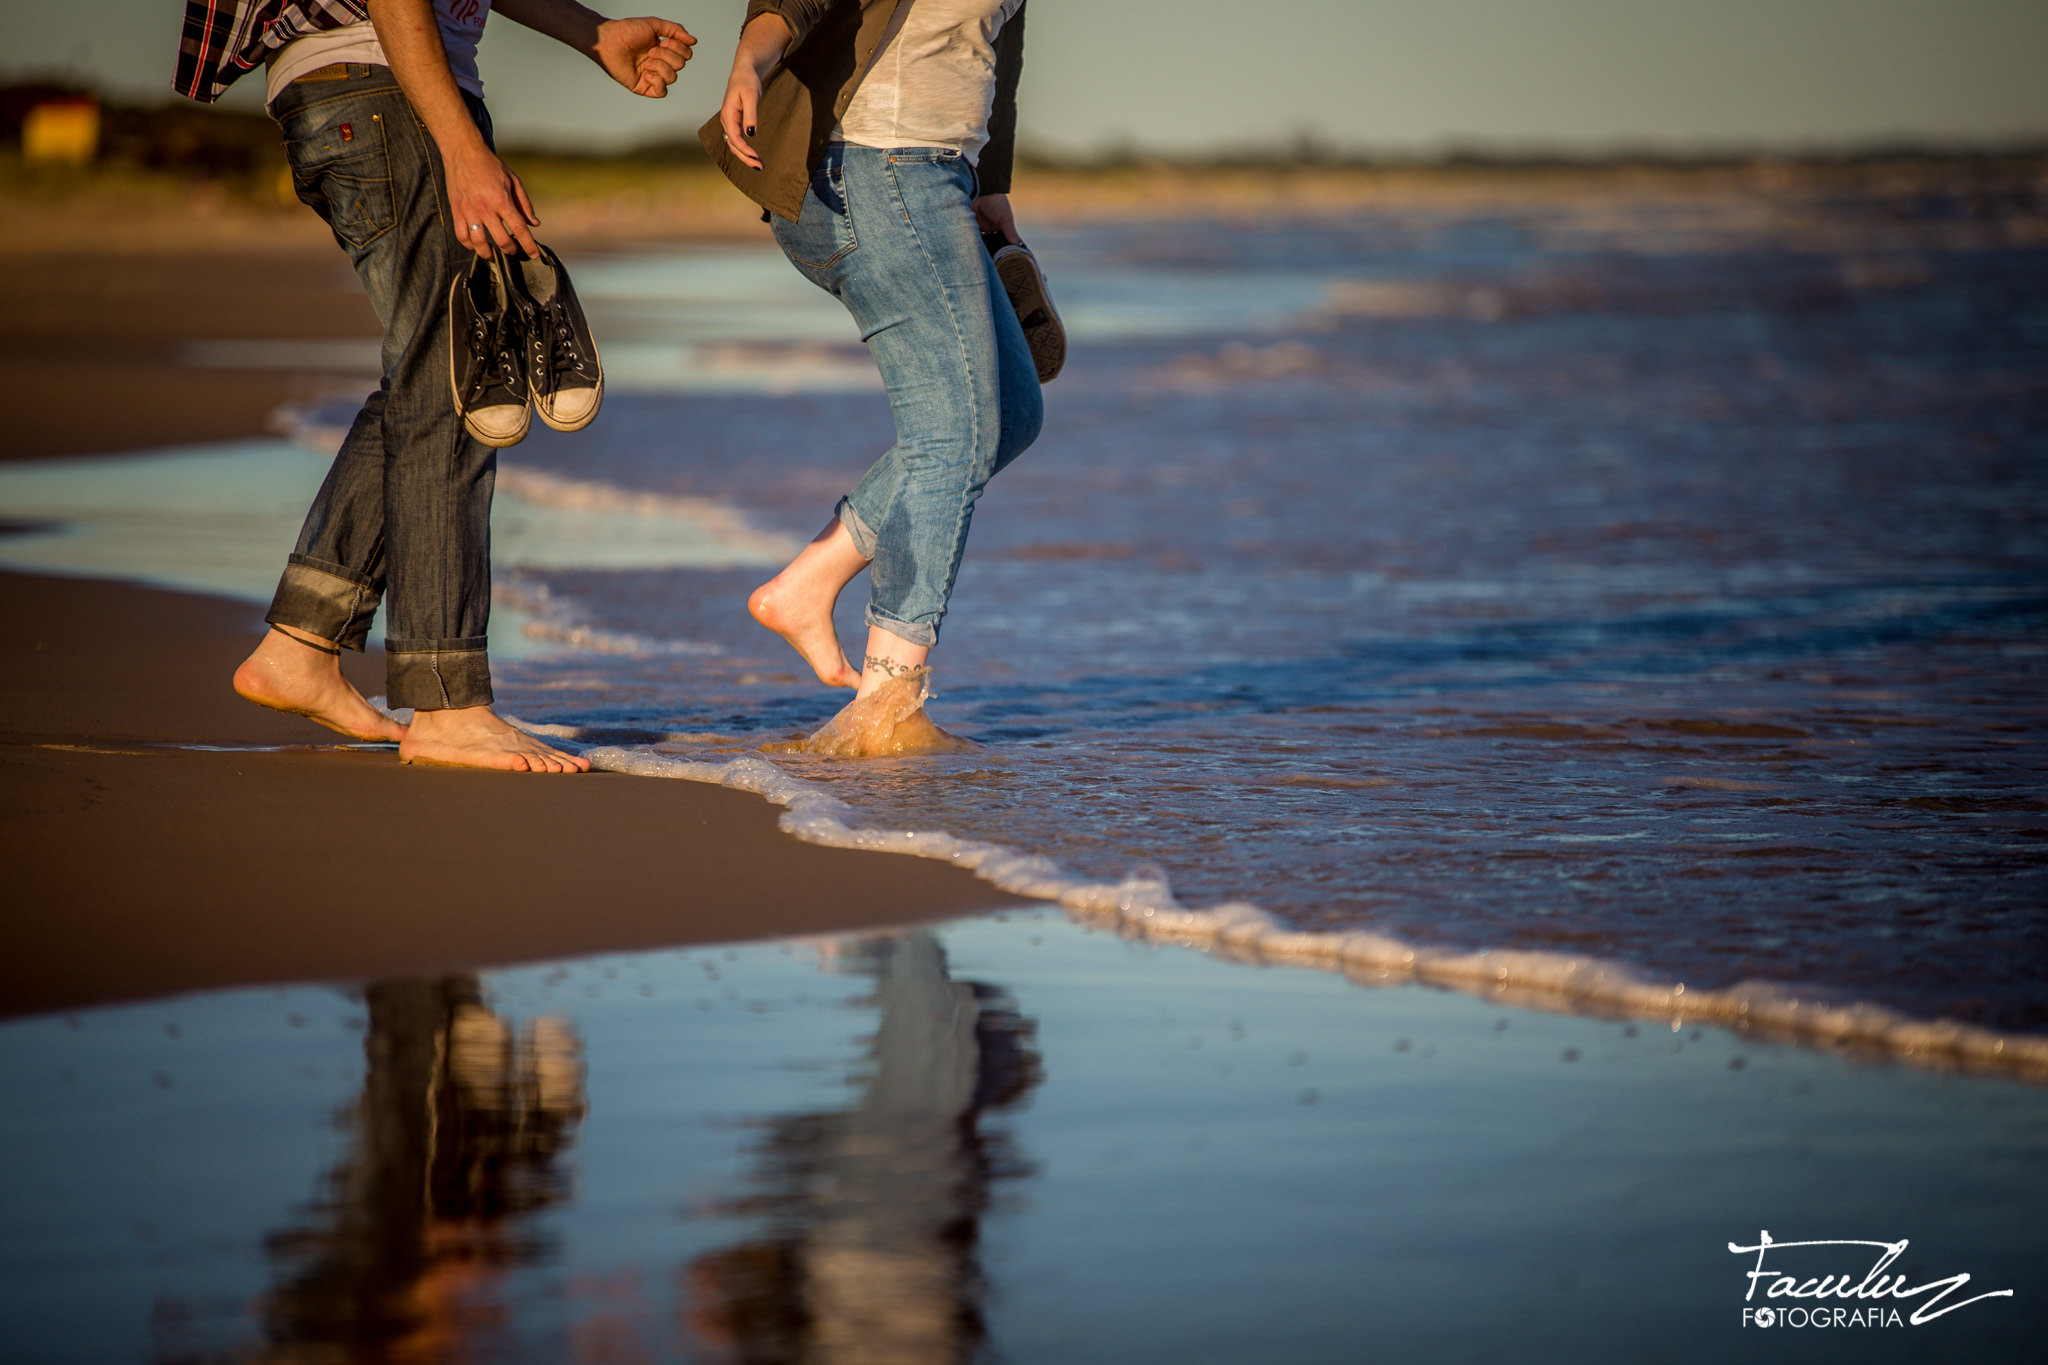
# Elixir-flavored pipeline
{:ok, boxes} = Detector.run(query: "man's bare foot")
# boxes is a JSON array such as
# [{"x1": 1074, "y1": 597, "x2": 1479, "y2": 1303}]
[
  {"x1": 400, "y1": 706, "x2": 591, "y2": 772},
  {"x1": 233, "y1": 627, "x2": 407, "y2": 742},
  {"x1": 747, "y1": 519, "x2": 868, "y2": 688}
]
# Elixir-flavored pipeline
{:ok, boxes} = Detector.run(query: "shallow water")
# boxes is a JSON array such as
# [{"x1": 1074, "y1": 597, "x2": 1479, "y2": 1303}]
[
  {"x1": 483, "y1": 191, "x2": 2048, "y2": 1033},
  {"x1": 4, "y1": 183, "x2": 2043, "y2": 1037},
  {"x1": 2, "y1": 913, "x2": 2042, "y2": 1363}
]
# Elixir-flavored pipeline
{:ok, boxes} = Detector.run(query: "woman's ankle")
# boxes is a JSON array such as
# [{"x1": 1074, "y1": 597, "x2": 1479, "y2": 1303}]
[{"x1": 856, "y1": 628, "x2": 930, "y2": 699}]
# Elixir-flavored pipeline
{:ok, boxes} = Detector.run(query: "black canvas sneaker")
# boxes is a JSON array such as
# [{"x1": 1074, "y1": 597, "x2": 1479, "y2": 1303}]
[
  {"x1": 512, "y1": 244, "x2": 603, "y2": 432},
  {"x1": 449, "y1": 248, "x2": 530, "y2": 447},
  {"x1": 984, "y1": 231, "x2": 1066, "y2": 384}
]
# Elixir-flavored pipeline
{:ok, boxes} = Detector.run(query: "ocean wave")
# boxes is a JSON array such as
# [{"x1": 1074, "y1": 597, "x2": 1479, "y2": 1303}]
[
  {"x1": 495, "y1": 577, "x2": 722, "y2": 659},
  {"x1": 569, "y1": 741, "x2": 2048, "y2": 1084},
  {"x1": 493, "y1": 468, "x2": 801, "y2": 560},
  {"x1": 266, "y1": 404, "x2": 802, "y2": 564}
]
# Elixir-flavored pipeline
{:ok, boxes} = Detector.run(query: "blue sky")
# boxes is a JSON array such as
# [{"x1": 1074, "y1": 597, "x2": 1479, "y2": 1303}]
[{"x1": 11, "y1": 0, "x2": 2048, "y2": 156}]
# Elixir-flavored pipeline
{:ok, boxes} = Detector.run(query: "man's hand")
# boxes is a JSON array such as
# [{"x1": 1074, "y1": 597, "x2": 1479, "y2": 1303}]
[
  {"x1": 370, "y1": 0, "x2": 538, "y2": 258},
  {"x1": 386, "y1": 1, "x2": 696, "y2": 255},
  {"x1": 593, "y1": 17, "x2": 695, "y2": 96},
  {"x1": 495, "y1": 4, "x2": 695, "y2": 97},
  {"x1": 973, "y1": 194, "x2": 1020, "y2": 246},
  {"x1": 447, "y1": 144, "x2": 542, "y2": 259}
]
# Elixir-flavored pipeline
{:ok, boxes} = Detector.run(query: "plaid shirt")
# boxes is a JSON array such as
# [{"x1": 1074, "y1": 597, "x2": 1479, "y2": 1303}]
[{"x1": 174, "y1": 0, "x2": 372, "y2": 104}]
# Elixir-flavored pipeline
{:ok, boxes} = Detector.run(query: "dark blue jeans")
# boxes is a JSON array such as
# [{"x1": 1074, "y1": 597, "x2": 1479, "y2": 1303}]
[{"x1": 265, "y1": 64, "x2": 496, "y2": 711}]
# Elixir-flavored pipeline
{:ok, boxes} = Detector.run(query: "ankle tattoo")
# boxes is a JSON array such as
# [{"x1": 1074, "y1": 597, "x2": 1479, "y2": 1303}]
[{"x1": 864, "y1": 654, "x2": 922, "y2": 679}]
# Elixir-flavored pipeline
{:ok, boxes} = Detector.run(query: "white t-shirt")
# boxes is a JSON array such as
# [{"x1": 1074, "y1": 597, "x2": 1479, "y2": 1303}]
[
  {"x1": 267, "y1": 0, "x2": 493, "y2": 108},
  {"x1": 835, "y1": 0, "x2": 1024, "y2": 166}
]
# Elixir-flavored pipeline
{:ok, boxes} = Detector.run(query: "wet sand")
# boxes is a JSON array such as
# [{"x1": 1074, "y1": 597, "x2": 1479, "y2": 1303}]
[
  {"x1": 6, "y1": 908, "x2": 2044, "y2": 1363},
  {"x1": 0, "y1": 196, "x2": 745, "y2": 462},
  {"x1": 0, "y1": 233, "x2": 378, "y2": 461},
  {"x1": 0, "y1": 570, "x2": 1026, "y2": 1019},
  {"x1": 0, "y1": 194, "x2": 1030, "y2": 1021}
]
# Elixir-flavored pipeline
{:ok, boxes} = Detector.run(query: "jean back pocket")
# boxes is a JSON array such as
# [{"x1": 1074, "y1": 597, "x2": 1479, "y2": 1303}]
[
  {"x1": 284, "y1": 110, "x2": 396, "y2": 251},
  {"x1": 774, "y1": 160, "x2": 858, "y2": 275}
]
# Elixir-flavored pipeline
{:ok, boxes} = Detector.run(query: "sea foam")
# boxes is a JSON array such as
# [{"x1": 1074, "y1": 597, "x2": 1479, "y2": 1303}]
[{"x1": 567, "y1": 741, "x2": 2048, "y2": 1083}]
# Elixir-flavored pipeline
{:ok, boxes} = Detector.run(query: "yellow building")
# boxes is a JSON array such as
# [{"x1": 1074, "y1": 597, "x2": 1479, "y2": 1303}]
[{"x1": 23, "y1": 99, "x2": 100, "y2": 166}]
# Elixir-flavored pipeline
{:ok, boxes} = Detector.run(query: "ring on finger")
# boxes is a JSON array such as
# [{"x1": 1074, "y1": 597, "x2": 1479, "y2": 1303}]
[{"x1": 467, "y1": 222, "x2": 483, "y2": 235}]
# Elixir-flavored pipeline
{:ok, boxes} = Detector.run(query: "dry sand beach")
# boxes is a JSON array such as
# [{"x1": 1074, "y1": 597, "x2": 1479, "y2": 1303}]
[{"x1": 3, "y1": 156, "x2": 2046, "y2": 1361}]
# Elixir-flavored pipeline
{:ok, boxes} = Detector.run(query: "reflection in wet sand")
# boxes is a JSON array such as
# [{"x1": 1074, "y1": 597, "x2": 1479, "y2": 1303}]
[
  {"x1": 686, "y1": 932, "x2": 1042, "y2": 1364},
  {"x1": 7, "y1": 912, "x2": 2046, "y2": 1362},
  {"x1": 256, "y1": 978, "x2": 585, "y2": 1362}
]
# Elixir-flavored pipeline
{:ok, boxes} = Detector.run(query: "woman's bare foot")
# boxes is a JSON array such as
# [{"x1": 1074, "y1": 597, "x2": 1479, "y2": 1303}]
[
  {"x1": 772, "y1": 626, "x2": 966, "y2": 756},
  {"x1": 792, "y1": 666, "x2": 972, "y2": 757},
  {"x1": 400, "y1": 706, "x2": 591, "y2": 772},
  {"x1": 232, "y1": 628, "x2": 407, "y2": 742},
  {"x1": 748, "y1": 518, "x2": 868, "y2": 688}
]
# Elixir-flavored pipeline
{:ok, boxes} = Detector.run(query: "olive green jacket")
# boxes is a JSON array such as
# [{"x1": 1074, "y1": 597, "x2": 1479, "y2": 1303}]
[{"x1": 696, "y1": 0, "x2": 1026, "y2": 222}]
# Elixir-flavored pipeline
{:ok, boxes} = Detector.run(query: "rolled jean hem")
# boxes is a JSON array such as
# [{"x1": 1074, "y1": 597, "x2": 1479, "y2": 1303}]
[
  {"x1": 839, "y1": 498, "x2": 939, "y2": 645},
  {"x1": 863, "y1": 606, "x2": 938, "y2": 649},
  {"x1": 835, "y1": 496, "x2": 880, "y2": 560},
  {"x1": 384, "y1": 639, "x2": 494, "y2": 712},
  {"x1": 267, "y1": 555, "x2": 381, "y2": 651}
]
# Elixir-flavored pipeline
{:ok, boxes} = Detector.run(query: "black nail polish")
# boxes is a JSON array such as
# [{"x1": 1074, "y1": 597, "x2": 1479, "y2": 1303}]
[{"x1": 745, "y1": 125, "x2": 756, "y2": 138}]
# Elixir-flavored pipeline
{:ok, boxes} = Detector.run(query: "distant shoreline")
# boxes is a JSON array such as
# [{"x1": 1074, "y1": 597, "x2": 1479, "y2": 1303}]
[
  {"x1": 5, "y1": 139, "x2": 2045, "y2": 253},
  {"x1": 5, "y1": 143, "x2": 2042, "y2": 460}
]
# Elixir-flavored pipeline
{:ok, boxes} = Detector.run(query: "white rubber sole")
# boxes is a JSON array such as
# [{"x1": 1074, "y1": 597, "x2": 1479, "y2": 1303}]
[{"x1": 462, "y1": 401, "x2": 531, "y2": 448}]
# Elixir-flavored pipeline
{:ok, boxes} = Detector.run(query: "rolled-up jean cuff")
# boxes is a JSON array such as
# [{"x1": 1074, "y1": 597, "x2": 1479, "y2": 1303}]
[
  {"x1": 864, "y1": 605, "x2": 938, "y2": 649},
  {"x1": 384, "y1": 639, "x2": 494, "y2": 711},
  {"x1": 835, "y1": 496, "x2": 880, "y2": 560},
  {"x1": 267, "y1": 556, "x2": 381, "y2": 651}
]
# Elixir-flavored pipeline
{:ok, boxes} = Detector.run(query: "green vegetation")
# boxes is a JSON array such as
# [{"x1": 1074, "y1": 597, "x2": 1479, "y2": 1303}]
[{"x1": 3, "y1": 81, "x2": 2042, "y2": 224}]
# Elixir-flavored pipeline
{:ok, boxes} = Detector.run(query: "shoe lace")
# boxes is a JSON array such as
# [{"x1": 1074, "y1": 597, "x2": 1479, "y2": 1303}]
[
  {"x1": 529, "y1": 302, "x2": 598, "y2": 395},
  {"x1": 462, "y1": 314, "x2": 521, "y2": 406}
]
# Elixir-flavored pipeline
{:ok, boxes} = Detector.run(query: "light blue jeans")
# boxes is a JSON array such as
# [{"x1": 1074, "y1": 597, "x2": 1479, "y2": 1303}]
[{"x1": 773, "y1": 144, "x2": 1043, "y2": 647}]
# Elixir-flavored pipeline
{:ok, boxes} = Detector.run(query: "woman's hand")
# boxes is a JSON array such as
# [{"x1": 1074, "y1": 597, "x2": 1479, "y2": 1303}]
[
  {"x1": 973, "y1": 193, "x2": 1020, "y2": 246},
  {"x1": 719, "y1": 13, "x2": 792, "y2": 170},
  {"x1": 718, "y1": 69, "x2": 765, "y2": 169}
]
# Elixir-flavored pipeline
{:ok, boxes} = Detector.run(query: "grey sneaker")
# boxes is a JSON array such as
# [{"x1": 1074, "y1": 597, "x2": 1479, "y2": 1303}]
[
  {"x1": 512, "y1": 244, "x2": 603, "y2": 433},
  {"x1": 984, "y1": 232, "x2": 1066, "y2": 384},
  {"x1": 449, "y1": 248, "x2": 530, "y2": 448}
]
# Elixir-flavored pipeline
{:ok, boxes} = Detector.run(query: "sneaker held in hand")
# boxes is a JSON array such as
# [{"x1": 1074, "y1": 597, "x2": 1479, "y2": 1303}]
[
  {"x1": 513, "y1": 244, "x2": 604, "y2": 433},
  {"x1": 984, "y1": 232, "x2": 1066, "y2": 385},
  {"x1": 449, "y1": 248, "x2": 530, "y2": 448}
]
